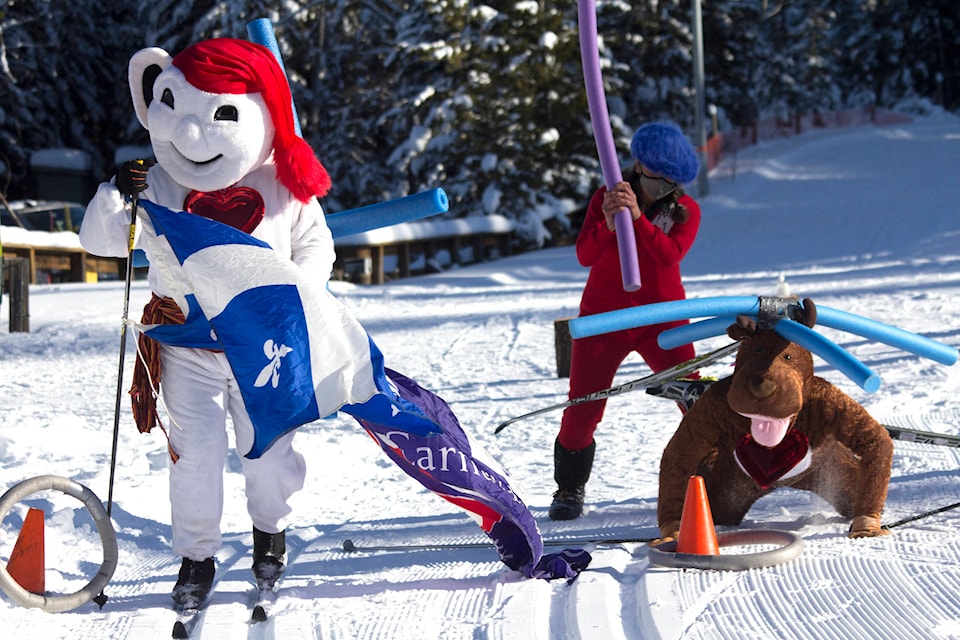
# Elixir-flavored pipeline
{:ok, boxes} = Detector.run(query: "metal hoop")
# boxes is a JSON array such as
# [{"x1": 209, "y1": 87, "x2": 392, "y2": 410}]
[
  {"x1": 0, "y1": 475, "x2": 118, "y2": 612},
  {"x1": 649, "y1": 529, "x2": 804, "y2": 570}
]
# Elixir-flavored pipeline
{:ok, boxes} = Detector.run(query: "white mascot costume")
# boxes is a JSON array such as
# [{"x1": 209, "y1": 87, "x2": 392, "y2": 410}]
[{"x1": 80, "y1": 38, "x2": 333, "y2": 607}]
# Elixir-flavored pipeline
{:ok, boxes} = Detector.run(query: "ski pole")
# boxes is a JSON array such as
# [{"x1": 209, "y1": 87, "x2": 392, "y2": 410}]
[
  {"x1": 105, "y1": 190, "x2": 139, "y2": 519},
  {"x1": 883, "y1": 500, "x2": 960, "y2": 530},
  {"x1": 494, "y1": 341, "x2": 739, "y2": 434},
  {"x1": 645, "y1": 381, "x2": 960, "y2": 449},
  {"x1": 97, "y1": 179, "x2": 143, "y2": 608},
  {"x1": 94, "y1": 184, "x2": 141, "y2": 609}
]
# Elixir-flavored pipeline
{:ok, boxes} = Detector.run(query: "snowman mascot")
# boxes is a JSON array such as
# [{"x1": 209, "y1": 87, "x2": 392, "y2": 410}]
[{"x1": 81, "y1": 38, "x2": 334, "y2": 608}]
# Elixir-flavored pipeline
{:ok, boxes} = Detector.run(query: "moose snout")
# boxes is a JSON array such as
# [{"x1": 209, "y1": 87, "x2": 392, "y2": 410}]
[{"x1": 749, "y1": 375, "x2": 777, "y2": 399}]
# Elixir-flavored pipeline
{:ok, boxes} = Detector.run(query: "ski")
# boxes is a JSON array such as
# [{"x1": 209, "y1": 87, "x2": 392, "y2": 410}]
[
  {"x1": 342, "y1": 538, "x2": 492, "y2": 552},
  {"x1": 543, "y1": 534, "x2": 657, "y2": 546},
  {"x1": 251, "y1": 599, "x2": 270, "y2": 623},
  {"x1": 645, "y1": 377, "x2": 718, "y2": 408},
  {"x1": 171, "y1": 605, "x2": 206, "y2": 639},
  {"x1": 494, "y1": 341, "x2": 740, "y2": 434},
  {"x1": 883, "y1": 424, "x2": 960, "y2": 448},
  {"x1": 169, "y1": 571, "x2": 215, "y2": 638},
  {"x1": 646, "y1": 379, "x2": 960, "y2": 449},
  {"x1": 341, "y1": 533, "x2": 657, "y2": 553},
  {"x1": 251, "y1": 582, "x2": 279, "y2": 623}
]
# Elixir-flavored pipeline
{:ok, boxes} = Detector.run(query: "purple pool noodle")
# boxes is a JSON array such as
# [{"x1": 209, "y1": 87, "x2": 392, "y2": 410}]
[{"x1": 577, "y1": 0, "x2": 640, "y2": 292}]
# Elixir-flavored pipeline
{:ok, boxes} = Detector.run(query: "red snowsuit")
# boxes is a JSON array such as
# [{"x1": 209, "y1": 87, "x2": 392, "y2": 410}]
[{"x1": 558, "y1": 186, "x2": 701, "y2": 451}]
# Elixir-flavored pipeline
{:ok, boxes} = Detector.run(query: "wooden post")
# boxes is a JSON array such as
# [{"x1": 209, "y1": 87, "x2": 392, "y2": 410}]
[
  {"x1": 554, "y1": 318, "x2": 573, "y2": 378},
  {"x1": 5, "y1": 257, "x2": 30, "y2": 332},
  {"x1": 370, "y1": 245, "x2": 385, "y2": 285}
]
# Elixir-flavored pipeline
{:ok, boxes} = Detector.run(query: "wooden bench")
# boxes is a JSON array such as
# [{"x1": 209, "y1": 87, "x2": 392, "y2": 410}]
[
  {"x1": 1, "y1": 242, "x2": 125, "y2": 284},
  {"x1": 332, "y1": 216, "x2": 514, "y2": 285}
]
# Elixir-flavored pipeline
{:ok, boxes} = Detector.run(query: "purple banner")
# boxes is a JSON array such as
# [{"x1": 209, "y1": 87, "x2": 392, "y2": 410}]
[{"x1": 352, "y1": 369, "x2": 590, "y2": 579}]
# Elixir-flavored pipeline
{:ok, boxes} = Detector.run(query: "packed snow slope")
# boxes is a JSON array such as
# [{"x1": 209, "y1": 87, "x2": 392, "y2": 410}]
[{"x1": 1, "y1": 115, "x2": 960, "y2": 639}]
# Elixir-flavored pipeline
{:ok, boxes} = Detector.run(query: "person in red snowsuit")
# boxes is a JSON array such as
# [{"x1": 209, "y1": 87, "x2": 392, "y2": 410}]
[{"x1": 550, "y1": 120, "x2": 702, "y2": 520}]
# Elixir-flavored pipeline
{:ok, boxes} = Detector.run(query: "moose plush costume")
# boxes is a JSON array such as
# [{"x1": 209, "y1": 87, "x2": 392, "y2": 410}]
[{"x1": 657, "y1": 299, "x2": 894, "y2": 540}]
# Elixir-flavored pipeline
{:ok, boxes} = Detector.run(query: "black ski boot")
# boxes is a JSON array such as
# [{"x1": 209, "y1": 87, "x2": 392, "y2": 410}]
[
  {"x1": 548, "y1": 439, "x2": 596, "y2": 521},
  {"x1": 252, "y1": 526, "x2": 286, "y2": 590},
  {"x1": 171, "y1": 557, "x2": 215, "y2": 608}
]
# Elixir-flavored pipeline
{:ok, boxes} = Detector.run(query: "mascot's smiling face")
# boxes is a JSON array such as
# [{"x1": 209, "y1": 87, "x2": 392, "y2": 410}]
[{"x1": 128, "y1": 46, "x2": 274, "y2": 193}]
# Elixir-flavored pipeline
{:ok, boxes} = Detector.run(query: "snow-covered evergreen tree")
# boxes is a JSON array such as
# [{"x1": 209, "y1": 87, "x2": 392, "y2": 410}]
[
  {"x1": 0, "y1": 0, "x2": 956, "y2": 239},
  {"x1": 0, "y1": 1, "x2": 139, "y2": 194}
]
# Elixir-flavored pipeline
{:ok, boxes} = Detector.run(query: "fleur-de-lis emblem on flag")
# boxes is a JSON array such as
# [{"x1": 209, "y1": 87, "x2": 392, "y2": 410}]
[{"x1": 254, "y1": 339, "x2": 293, "y2": 389}]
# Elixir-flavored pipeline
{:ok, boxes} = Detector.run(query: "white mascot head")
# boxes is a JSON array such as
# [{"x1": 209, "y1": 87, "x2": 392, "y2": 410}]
[{"x1": 127, "y1": 38, "x2": 330, "y2": 202}]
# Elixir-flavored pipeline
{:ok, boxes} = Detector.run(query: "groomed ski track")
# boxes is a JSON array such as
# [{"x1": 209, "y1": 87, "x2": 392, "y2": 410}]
[
  {"x1": 6, "y1": 259, "x2": 960, "y2": 638},
  {"x1": 13, "y1": 439, "x2": 960, "y2": 640}
]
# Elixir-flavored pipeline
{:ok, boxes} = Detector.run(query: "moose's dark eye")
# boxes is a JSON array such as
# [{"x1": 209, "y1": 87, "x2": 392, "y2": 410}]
[
  {"x1": 784, "y1": 354, "x2": 792, "y2": 360},
  {"x1": 214, "y1": 105, "x2": 238, "y2": 121},
  {"x1": 161, "y1": 88, "x2": 174, "y2": 108}
]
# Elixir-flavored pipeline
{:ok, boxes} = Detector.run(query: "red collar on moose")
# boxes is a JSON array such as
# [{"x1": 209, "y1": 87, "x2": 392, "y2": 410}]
[
  {"x1": 734, "y1": 429, "x2": 811, "y2": 489},
  {"x1": 184, "y1": 186, "x2": 265, "y2": 234}
]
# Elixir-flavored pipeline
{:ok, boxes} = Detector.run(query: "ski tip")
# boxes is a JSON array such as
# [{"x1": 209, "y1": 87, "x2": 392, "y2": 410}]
[
  {"x1": 342, "y1": 539, "x2": 357, "y2": 552},
  {"x1": 251, "y1": 604, "x2": 267, "y2": 623},
  {"x1": 494, "y1": 420, "x2": 513, "y2": 434},
  {"x1": 172, "y1": 621, "x2": 188, "y2": 639}
]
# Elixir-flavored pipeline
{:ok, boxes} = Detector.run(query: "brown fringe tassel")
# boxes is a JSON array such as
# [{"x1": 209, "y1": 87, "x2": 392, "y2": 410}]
[{"x1": 130, "y1": 294, "x2": 186, "y2": 434}]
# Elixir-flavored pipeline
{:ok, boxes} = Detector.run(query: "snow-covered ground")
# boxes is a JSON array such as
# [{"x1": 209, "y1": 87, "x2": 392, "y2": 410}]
[{"x1": 2, "y1": 115, "x2": 960, "y2": 639}]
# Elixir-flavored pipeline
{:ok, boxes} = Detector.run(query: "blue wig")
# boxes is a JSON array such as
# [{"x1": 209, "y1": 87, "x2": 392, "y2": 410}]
[{"x1": 629, "y1": 121, "x2": 699, "y2": 184}]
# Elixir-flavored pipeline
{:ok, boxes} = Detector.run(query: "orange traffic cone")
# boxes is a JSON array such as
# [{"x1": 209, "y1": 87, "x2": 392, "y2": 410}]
[
  {"x1": 6, "y1": 507, "x2": 45, "y2": 594},
  {"x1": 676, "y1": 476, "x2": 720, "y2": 555}
]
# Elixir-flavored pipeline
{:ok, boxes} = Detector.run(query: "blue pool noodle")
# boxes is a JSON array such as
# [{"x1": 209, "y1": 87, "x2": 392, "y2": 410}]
[
  {"x1": 657, "y1": 316, "x2": 741, "y2": 350},
  {"x1": 327, "y1": 188, "x2": 449, "y2": 239},
  {"x1": 247, "y1": 18, "x2": 302, "y2": 137},
  {"x1": 774, "y1": 319, "x2": 882, "y2": 392},
  {"x1": 131, "y1": 189, "x2": 449, "y2": 267},
  {"x1": 568, "y1": 296, "x2": 760, "y2": 339},
  {"x1": 658, "y1": 313, "x2": 881, "y2": 391},
  {"x1": 816, "y1": 306, "x2": 958, "y2": 366}
]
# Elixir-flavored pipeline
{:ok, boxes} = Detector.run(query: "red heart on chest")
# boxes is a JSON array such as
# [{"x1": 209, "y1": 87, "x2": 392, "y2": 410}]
[
  {"x1": 183, "y1": 187, "x2": 265, "y2": 234},
  {"x1": 735, "y1": 429, "x2": 810, "y2": 489}
]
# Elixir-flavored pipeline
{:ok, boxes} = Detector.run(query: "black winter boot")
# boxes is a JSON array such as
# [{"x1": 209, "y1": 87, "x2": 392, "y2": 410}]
[
  {"x1": 171, "y1": 557, "x2": 215, "y2": 608},
  {"x1": 252, "y1": 526, "x2": 286, "y2": 589},
  {"x1": 548, "y1": 439, "x2": 596, "y2": 520}
]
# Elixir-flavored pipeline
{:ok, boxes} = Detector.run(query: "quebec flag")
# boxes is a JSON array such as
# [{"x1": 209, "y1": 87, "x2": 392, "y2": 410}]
[
  {"x1": 135, "y1": 200, "x2": 590, "y2": 580},
  {"x1": 136, "y1": 199, "x2": 440, "y2": 458}
]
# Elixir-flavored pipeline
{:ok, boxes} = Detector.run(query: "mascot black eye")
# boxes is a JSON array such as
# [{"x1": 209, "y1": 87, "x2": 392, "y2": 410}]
[
  {"x1": 214, "y1": 105, "x2": 238, "y2": 121},
  {"x1": 160, "y1": 88, "x2": 174, "y2": 109}
]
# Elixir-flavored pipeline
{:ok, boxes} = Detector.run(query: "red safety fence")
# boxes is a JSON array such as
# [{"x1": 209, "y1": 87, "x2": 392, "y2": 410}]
[{"x1": 701, "y1": 107, "x2": 913, "y2": 172}]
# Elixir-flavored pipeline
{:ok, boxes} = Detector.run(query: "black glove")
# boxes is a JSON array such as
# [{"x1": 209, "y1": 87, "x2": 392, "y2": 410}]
[{"x1": 115, "y1": 158, "x2": 157, "y2": 198}]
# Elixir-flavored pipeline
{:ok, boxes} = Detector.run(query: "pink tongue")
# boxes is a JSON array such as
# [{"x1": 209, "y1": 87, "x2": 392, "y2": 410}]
[{"x1": 741, "y1": 413, "x2": 793, "y2": 447}]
